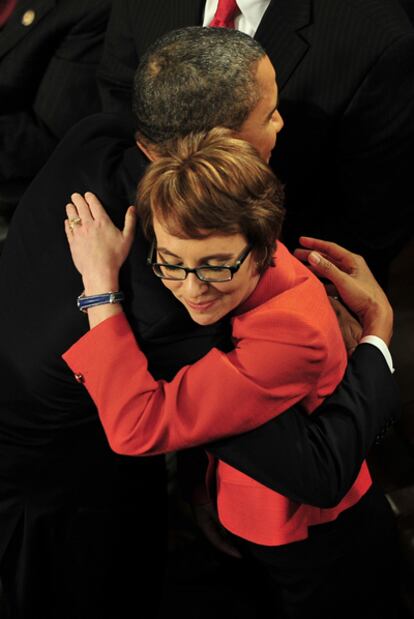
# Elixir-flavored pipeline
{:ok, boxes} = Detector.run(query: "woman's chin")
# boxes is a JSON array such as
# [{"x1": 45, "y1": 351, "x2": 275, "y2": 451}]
[{"x1": 188, "y1": 311, "x2": 217, "y2": 326}]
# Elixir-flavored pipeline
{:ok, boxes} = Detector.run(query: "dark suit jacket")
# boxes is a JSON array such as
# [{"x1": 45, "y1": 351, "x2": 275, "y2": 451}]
[
  {"x1": 0, "y1": 0, "x2": 111, "y2": 215},
  {"x1": 0, "y1": 115, "x2": 173, "y2": 615},
  {"x1": 401, "y1": 0, "x2": 414, "y2": 23},
  {"x1": 0, "y1": 114, "x2": 399, "y2": 614},
  {"x1": 0, "y1": 112, "x2": 399, "y2": 529},
  {"x1": 98, "y1": 0, "x2": 414, "y2": 284}
]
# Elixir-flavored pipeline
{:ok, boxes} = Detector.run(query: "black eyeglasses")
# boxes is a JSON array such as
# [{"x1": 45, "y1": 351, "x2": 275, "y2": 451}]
[{"x1": 147, "y1": 240, "x2": 251, "y2": 282}]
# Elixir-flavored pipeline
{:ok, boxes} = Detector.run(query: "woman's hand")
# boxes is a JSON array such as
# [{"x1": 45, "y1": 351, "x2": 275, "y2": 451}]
[
  {"x1": 64, "y1": 192, "x2": 136, "y2": 294},
  {"x1": 294, "y1": 237, "x2": 393, "y2": 345}
]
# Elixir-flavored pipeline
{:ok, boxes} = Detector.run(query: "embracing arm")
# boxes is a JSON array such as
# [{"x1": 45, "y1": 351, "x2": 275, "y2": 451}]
[
  {"x1": 208, "y1": 238, "x2": 398, "y2": 507},
  {"x1": 63, "y1": 195, "x2": 331, "y2": 456},
  {"x1": 208, "y1": 343, "x2": 400, "y2": 508},
  {"x1": 63, "y1": 303, "x2": 326, "y2": 455}
]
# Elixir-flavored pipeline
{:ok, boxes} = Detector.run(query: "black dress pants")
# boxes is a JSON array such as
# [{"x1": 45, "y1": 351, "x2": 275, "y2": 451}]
[{"x1": 241, "y1": 485, "x2": 400, "y2": 619}]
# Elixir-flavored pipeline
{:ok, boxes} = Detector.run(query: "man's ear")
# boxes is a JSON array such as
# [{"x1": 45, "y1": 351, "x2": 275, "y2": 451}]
[{"x1": 136, "y1": 139, "x2": 159, "y2": 162}]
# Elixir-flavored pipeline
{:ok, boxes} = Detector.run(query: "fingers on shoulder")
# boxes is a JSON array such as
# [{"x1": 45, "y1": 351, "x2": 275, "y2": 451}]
[
  {"x1": 84, "y1": 192, "x2": 108, "y2": 220},
  {"x1": 66, "y1": 201, "x2": 78, "y2": 218},
  {"x1": 68, "y1": 192, "x2": 106, "y2": 223},
  {"x1": 299, "y1": 236, "x2": 359, "y2": 272}
]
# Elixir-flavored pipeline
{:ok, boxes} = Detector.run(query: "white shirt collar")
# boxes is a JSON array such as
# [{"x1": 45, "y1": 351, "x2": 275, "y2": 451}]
[{"x1": 203, "y1": 0, "x2": 271, "y2": 37}]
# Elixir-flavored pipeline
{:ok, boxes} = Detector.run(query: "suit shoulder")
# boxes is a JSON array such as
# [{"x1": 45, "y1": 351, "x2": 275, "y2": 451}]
[
  {"x1": 48, "y1": 113, "x2": 135, "y2": 167},
  {"x1": 62, "y1": 112, "x2": 134, "y2": 144},
  {"x1": 16, "y1": 112, "x2": 142, "y2": 222},
  {"x1": 322, "y1": 0, "x2": 414, "y2": 40}
]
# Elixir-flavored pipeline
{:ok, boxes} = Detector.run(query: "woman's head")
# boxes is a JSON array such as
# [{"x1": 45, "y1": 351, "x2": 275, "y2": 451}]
[
  {"x1": 137, "y1": 128, "x2": 285, "y2": 267},
  {"x1": 136, "y1": 128, "x2": 285, "y2": 325}
]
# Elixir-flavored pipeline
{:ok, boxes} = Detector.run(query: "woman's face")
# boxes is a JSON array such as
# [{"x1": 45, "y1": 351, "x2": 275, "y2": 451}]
[{"x1": 152, "y1": 217, "x2": 260, "y2": 326}]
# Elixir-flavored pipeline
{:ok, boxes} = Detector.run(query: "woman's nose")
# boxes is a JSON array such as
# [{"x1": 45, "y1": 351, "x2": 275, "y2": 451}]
[{"x1": 182, "y1": 272, "x2": 209, "y2": 296}]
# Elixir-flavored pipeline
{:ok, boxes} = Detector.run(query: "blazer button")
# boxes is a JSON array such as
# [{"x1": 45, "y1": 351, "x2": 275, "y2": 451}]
[
  {"x1": 22, "y1": 10, "x2": 36, "y2": 26},
  {"x1": 74, "y1": 373, "x2": 85, "y2": 384}
]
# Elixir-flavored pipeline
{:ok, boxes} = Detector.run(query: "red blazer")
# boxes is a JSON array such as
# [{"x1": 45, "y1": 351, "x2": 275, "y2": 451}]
[{"x1": 63, "y1": 242, "x2": 371, "y2": 545}]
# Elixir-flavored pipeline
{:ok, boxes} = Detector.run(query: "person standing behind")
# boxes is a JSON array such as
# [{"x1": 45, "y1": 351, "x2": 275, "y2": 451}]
[
  {"x1": 0, "y1": 0, "x2": 112, "y2": 246},
  {"x1": 98, "y1": 0, "x2": 414, "y2": 285},
  {"x1": 0, "y1": 26, "x2": 400, "y2": 619},
  {"x1": 61, "y1": 130, "x2": 398, "y2": 618}
]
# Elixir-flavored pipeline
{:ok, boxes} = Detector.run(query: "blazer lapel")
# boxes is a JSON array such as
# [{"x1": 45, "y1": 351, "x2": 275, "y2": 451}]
[
  {"x1": 255, "y1": 0, "x2": 312, "y2": 91},
  {"x1": 0, "y1": 0, "x2": 55, "y2": 59}
]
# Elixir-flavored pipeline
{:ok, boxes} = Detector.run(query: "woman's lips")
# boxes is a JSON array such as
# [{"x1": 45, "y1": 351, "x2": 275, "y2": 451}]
[{"x1": 185, "y1": 298, "x2": 217, "y2": 312}]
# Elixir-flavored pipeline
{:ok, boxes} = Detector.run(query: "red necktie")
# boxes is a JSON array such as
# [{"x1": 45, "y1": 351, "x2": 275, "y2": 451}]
[
  {"x1": 0, "y1": 0, "x2": 17, "y2": 27},
  {"x1": 209, "y1": 0, "x2": 240, "y2": 29}
]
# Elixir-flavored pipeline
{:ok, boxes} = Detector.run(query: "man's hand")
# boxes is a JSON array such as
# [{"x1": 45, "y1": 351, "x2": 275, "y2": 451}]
[
  {"x1": 294, "y1": 237, "x2": 393, "y2": 345},
  {"x1": 192, "y1": 501, "x2": 242, "y2": 559},
  {"x1": 329, "y1": 296, "x2": 362, "y2": 356}
]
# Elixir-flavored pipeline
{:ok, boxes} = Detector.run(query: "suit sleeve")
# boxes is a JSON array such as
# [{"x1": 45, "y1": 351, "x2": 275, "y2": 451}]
[
  {"x1": 208, "y1": 344, "x2": 401, "y2": 508},
  {"x1": 0, "y1": 0, "x2": 110, "y2": 182},
  {"x1": 62, "y1": 310, "x2": 328, "y2": 456},
  {"x1": 336, "y1": 33, "x2": 414, "y2": 281}
]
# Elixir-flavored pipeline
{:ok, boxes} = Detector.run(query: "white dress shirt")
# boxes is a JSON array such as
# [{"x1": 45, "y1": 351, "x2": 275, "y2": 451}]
[
  {"x1": 360, "y1": 335, "x2": 394, "y2": 373},
  {"x1": 203, "y1": 0, "x2": 271, "y2": 37}
]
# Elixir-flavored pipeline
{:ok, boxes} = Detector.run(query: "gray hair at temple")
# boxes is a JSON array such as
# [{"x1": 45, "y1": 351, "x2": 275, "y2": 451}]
[{"x1": 133, "y1": 27, "x2": 266, "y2": 149}]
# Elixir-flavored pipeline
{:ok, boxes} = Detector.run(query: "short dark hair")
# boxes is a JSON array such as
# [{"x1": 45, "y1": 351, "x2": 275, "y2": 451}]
[
  {"x1": 133, "y1": 27, "x2": 266, "y2": 149},
  {"x1": 136, "y1": 128, "x2": 285, "y2": 272}
]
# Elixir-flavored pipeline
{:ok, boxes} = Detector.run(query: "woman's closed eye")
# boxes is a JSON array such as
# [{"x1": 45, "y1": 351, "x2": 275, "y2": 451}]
[
  {"x1": 162, "y1": 264, "x2": 183, "y2": 272},
  {"x1": 201, "y1": 260, "x2": 229, "y2": 268},
  {"x1": 157, "y1": 252, "x2": 182, "y2": 267}
]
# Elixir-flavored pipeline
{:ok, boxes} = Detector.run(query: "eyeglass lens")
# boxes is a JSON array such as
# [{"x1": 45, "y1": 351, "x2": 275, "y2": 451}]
[{"x1": 153, "y1": 264, "x2": 232, "y2": 282}]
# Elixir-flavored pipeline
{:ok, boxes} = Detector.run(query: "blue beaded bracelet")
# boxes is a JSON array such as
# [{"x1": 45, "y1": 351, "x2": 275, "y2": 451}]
[{"x1": 77, "y1": 291, "x2": 124, "y2": 313}]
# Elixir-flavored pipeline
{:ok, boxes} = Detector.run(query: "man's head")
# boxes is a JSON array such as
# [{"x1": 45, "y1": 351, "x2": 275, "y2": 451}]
[{"x1": 133, "y1": 27, "x2": 283, "y2": 162}]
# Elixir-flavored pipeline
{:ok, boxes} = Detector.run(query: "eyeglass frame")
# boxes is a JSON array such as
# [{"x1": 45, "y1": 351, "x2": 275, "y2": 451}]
[{"x1": 146, "y1": 239, "x2": 252, "y2": 282}]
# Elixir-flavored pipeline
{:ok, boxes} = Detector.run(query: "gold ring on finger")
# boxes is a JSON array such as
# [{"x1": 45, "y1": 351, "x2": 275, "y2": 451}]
[
  {"x1": 69, "y1": 217, "x2": 82, "y2": 226},
  {"x1": 68, "y1": 217, "x2": 82, "y2": 231}
]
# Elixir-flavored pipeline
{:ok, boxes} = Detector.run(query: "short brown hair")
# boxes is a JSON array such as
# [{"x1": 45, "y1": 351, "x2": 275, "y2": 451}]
[{"x1": 136, "y1": 128, "x2": 285, "y2": 272}]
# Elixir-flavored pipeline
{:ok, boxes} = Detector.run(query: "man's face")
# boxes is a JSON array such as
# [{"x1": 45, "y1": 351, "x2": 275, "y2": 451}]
[{"x1": 237, "y1": 55, "x2": 283, "y2": 163}]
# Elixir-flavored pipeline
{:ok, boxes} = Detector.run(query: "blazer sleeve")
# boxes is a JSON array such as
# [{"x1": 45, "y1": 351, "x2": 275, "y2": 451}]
[
  {"x1": 62, "y1": 309, "x2": 329, "y2": 456},
  {"x1": 208, "y1": 344, "x2": 401, "y2": 507}
]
